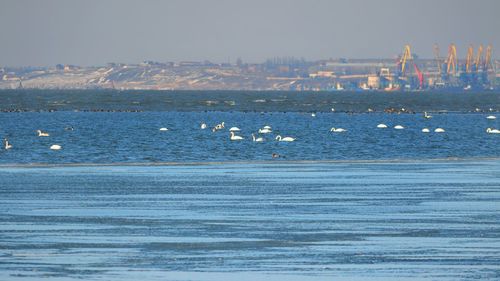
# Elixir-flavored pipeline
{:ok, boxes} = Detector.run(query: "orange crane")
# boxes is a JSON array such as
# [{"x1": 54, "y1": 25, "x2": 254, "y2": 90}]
[
  {"x1": 445, "y1": 44, "x2": 458, "y2": 75},
  {"x1": 474, "y1": 45, "x2": 483, "y2": 72},
  {"x1": 465, "y1": 45, "x2": 474, "y2": 73},
  {"x1": 484, "y1": 45, "x2": 493, "y2": 72}
]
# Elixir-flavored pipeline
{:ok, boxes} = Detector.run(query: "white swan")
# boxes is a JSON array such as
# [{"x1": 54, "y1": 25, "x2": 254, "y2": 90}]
[
  {"x1": 394, "y1": 125, "x2": 405, "y2": 130},
  {"x1": 213, "y1": 122, "x2": 225, "y2": 131},
  {"x1": 330, "y1": 127, "x2": 346, "y2": 133},
  {"x1": 159, "y1": 127, "x2": 169, "y2": 131},
  {"x1": 434, "y1": 128, "x2": 445, "y2": 133},
  {"x1": 421, "y1": 128, "x2": 430, "y2": 133},
  {"x1": 229, "y1": 127, "x2": 241, "y2": 132},
  {"x1": 4, "y1": 138, "x2": 12, "y2": 150},
  {"x1": 50, "y1": 144, "x2": 62, "y2": 150},
  {"x1": 486, "y1": 128, "x2": 500, "y2": 134},
  {"x1": 200, "y1": 123, "x2": 207, "y2": 129},
  {"x1": 37, "y1": 130, "x2": 50, "y2": 137},
  {"x1": 230, "y1": 132, "x2": 244, "y2": 141},
  {"x1": 259, "y1": 128, "x2": 272, "y2": 134},
  {"x1": 424, "y1": 112, "x2": 432, "y2": 119},
  {"x1": 311, "y1": 113, "x2": 316, "y2": 117},
  {"x1": 275, "y1": 135, "x2": 295, "y2": 142},
  {"x1": 486, "y1": 115, "x2": 497, "y2": 120},
  {"x1": 377, "y1": 124, "x2": 388, "y2": 128},
  {"x1": 252, "y1": 134, "x2": 264, "y2": 142},
  {"x1": 263, "y1": 125, "x2": 272, "y2": 130}
]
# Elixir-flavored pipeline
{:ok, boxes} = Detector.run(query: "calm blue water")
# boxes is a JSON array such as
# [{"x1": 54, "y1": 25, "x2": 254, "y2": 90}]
[
  {"x1": 0, "y1": 109, "x2": 499, "y2": 280},
  {"x1": 0, "y1": 111, "x2": 498, "y2": 164},
  {"x1": 0, "y1": 161, "x2": 499, "y2": 280}
]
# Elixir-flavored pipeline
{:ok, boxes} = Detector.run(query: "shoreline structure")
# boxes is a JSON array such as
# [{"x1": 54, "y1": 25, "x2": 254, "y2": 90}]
[{"x1": 1, "y1": 49, "x2": 498, "y2": 91}]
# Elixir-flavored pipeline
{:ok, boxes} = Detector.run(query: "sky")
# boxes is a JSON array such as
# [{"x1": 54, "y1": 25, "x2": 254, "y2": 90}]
[{"x1": 0, "y1": 0, "x2": 499, "y2": 66}]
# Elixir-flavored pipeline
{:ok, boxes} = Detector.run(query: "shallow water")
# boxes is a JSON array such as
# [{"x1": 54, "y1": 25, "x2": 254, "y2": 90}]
[
  {"x1": 0, "y1": 90, "x2": 498, "y2": 113},
  {"x1": 0, "y1": 111, "x2": 499, "y2": 164},
  {"x1": 0, "y1": 161, "x2": 499, "y2": 280},
  {"x1": 0, "y1": 92, "x2": 499, "y2": 280}
]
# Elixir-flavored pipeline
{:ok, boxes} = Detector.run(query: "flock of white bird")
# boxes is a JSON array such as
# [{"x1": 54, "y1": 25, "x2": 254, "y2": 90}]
[
  {"x1": 206, "y1": 122, "x2": 296, "y2": 142},
  {"x1": 3, "y1": 129, "x2": 62, "y2": 151},
  {"x1": 2, "y1": 113, "x2": 498, "y2": 151},
  {"x1": 174, "y1": 112, "x2": 499, "y2": 142}
]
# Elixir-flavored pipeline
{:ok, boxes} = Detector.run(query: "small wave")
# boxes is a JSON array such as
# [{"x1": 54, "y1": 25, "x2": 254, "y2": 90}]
[{"x1": 1, "y1": 157, "x2": 499, "y2": 169}]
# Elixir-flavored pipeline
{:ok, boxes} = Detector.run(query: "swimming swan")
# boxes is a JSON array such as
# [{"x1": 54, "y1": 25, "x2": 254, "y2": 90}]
[
  {"x1": 50, "y1": 144, "x2": 62, "y2": 150},
  {"x1": 252, "y1": 134, "x2": 264, "y2": 142},
  {"x1": 377, "y1": 124, "x2": 388, "y2": 128},
  {"x1": 486, "y1": 128, "x2": 500, "y2": 134},
  {"x1": 3, "y1": 138, "x2": 12, "y2": 150},
  {"x1": 434, "y1": 128, "x2": 445, "y2": 133},
  {"x1": 230, "y1": 132, "x2": 244, "y2": 141},
  {"x1": 275, "y1": 135, "x2": 295, "y2": 142},
  {"x1": 259, "y1": 128, "x2": 272, "y2": 134},
  {"x1": 229, "y1": 127, "x2": 241, "y2": 132},
  {"x1": 424, "y1": 112, "x2": 432, "y2": 119},
  {"x1": 200, "y1": 123, "x2": 207, "y2": 129},
  {"x1": 37, "y1": 130, "x2": 50, "y2": 137},
  {"x1": 394, "y1": 125, "x2": 405, "y2": 130},
  {"x1": 330, "y1": 127, "x2": 346, "y2": 133},
  {"x1": 421, "y1": 128, "x2": 430, "y2": 133},
  {"x1": 263, "y1": 126, "x2": 272, "y2": 130},
  {"x1": 213, "y1": 122, "x2": 225, "y2": 132},
  {"x1": 486, "y1": 115, "x2": 497, "y2": 120},
  {"x1": 159, "y1": 127, "x2": 169, "y2": 131}
]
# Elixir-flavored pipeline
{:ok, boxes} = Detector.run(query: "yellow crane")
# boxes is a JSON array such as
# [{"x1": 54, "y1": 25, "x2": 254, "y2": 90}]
[
  {"x1": 465, "y1": 45, "x2": 474, "y2": 73},
  {"x1": 474, "y1": 44, "x2": 483, "y2": 72},
  {"x1": 446, "y1": 44, "x2": 458, "y2": 75},
  {"x1": 399, "y1": 44, "x2": 413, "y2": 75}
]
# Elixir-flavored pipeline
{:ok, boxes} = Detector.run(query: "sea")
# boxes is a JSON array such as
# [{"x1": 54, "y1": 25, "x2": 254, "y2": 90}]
[{"x1": 0, "y1": 90, "x2": 499, "y2": 280}]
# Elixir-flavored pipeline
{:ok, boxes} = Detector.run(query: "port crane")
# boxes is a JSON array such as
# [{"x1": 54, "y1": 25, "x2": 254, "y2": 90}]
[
  {"x1": 484, "y1": 45, "x2": 493, "y2": 72},
  {"x1": 465, "y1": 45, "x2": 474, "y2": 73},
  {"x1": 397, "y1": 44, "x2": 424, "y2": 89},
  {"x1": 399, "y1": 45, "x2": 413, "y2": 76},
  {"x1": 445, "y1": 44, "x2": 458, "y2": 76},
  {"x1": 413, "y1": 64, "x2": 424, "y2": 89},
  {"x1": 474, "y1": 45, "x2": 483, "y2": 72},
  {"x1": 382, "y1": 43, "x2": 494, "y2": 90}
]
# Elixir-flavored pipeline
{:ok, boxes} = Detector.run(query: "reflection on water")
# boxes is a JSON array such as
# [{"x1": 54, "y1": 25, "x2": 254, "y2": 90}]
[{"x1": 0, "y1": 161, "x2": 499, "y2": 280}]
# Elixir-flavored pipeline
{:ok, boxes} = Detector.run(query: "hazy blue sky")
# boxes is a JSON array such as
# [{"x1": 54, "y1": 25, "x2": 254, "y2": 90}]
[{"x1": 1, "y1": 0, "x2": 499, "y2": 66}]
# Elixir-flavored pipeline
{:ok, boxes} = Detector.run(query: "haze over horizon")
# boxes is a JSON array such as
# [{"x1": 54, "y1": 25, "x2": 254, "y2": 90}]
[{"x1": 1, "y1": 0, "x2": 499, "y2": 67}]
